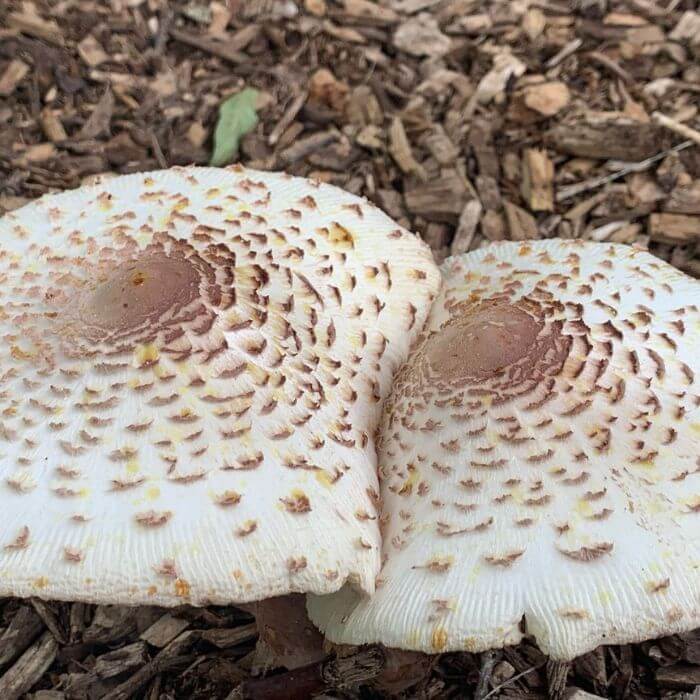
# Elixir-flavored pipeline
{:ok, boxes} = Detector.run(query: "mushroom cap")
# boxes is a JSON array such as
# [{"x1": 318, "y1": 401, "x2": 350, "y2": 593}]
[
  {"x1": 308, "y1": 239, "x2": 700, "y2": 660},
  {"x1": 0, "y1": 166, "x2": 440, "y2": 607}
]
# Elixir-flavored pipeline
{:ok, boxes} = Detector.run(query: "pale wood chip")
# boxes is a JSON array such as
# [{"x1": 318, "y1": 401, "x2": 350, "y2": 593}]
[
  {"x1": 77, "y1": 35, "x2": 109, "y2": 67},
  {"x1": 451, "y1": 199, "x2": 483, "y2": 255},
  {"x1": 522, "y1": 149, "x2": 554, "y2": 212},
  {"x1": 40, "y1": 108, "x2": 68, "y2": 142},
  {"x1": 0, "y1": 59, "x2": 30, "y2": 97},
  {"x1": 523, "y1": 81, "x2": 571, "y2": 117},
  {"x1": 388, "y1": 117, "x2": 426, "y2": 180},
  {"x1": 504, "y1": 200, "x2": 539, "y2": 240},
  {"x1": 481, "y1": 209, "x2": 507, "y2": 241},
  {"x1": 343, "y1": 0, "x2": 398, "y2": 23}
]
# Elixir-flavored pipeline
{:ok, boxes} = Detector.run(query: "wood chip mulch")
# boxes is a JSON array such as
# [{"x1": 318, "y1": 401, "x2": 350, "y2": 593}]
[{"x1": 0, "y1": 0, "x2": 699, "y2": 698}]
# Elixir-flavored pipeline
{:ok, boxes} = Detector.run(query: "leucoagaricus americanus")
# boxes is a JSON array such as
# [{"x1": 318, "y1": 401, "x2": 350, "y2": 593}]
[
  {"x1": 0, "y1": 166, "x2": 440, "y2": 616},
  {"x1": 309, "y1": 239, "x2": 700, "y2": 661}
]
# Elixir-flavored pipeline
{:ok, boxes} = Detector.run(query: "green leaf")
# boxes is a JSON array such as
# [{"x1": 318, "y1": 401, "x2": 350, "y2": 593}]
[{"x1": 209, "y1": 88, "x2": 260, "y2": 167}]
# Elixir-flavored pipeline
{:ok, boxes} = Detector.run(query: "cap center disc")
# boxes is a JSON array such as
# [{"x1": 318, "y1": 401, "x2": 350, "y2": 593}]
[
  {"x1": 427, "y1": 302, "x2": 541, "y2": 380},
  {"x1": 79, "y1": 256, "x2": 199, "y2": 332}
]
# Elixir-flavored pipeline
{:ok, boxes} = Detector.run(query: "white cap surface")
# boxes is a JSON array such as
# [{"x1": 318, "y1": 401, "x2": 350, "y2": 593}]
[
  {"x1": 308, "y1": 239, "x2": 700, "y2": 660},
  {"x1": 0, "y1": 166, "x2": 440, "y2": 607}
]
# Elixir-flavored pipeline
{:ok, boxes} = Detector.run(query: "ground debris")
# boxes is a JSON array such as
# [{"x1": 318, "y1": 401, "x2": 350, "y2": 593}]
[{"x1": 0, "y1": 0, "x2": 696, "y2": 277}]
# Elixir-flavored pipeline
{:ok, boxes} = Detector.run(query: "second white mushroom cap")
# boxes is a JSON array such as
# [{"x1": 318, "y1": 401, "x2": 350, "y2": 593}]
[{"x1": 309, "y1": 239, "x2": 700, "y2": 660}]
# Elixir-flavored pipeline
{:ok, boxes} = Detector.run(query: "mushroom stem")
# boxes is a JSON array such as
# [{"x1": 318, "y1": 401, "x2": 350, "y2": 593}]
[{"x1": 240, "y1": 594, "x2": 326, "y2": 672}]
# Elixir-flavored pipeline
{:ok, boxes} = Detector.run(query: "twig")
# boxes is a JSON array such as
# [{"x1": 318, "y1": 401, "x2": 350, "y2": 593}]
[
  {"x1": 149, "y1": 131, "x2": 168, "y2": 169},
  {"x1": 545, "y1": 38, "x2": 582, "y2": 69},
  {"x1": 482, "y1": 662, "x2": 546, "y2": 700},
  {"x1": 152, "y1": 7, "x2": 175, "y2": 56},
  {"x1": 168, "y1": 27, "x2": 247, "y2": 64},
  {"x1": 652, "y1": 112, "x2": 700, "y2": 147},
  {"x1": 585, "y1": 51, "x2": 632, "y2": 83},
  {"x1": 556, "y1": 140, "x2": 693, "y2": 202},
  {"x1": 277, "y1": 130, "x2": 340, "y2": 166},
  {"x1": 268, "y1": 91, "x2": 307, "y2": 147},
  {"x1": 588, "y1": 220, "x2": 631, "y2": 241}
]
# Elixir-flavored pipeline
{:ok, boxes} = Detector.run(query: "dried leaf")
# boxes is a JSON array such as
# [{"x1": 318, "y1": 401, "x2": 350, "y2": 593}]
[{"x1": 210, "y1": 88, "x2": 260, "y2": 167}]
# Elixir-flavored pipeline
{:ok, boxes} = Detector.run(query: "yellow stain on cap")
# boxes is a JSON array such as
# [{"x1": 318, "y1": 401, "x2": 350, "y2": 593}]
[
  {"x1": 398, "y1": 469, "x2": 419, "y2": 496},
  {"x1": 315, "y1": 470, "x2": 334, "y2": 488},
  {"x1": 135, "y1": 343, "x2": 159, "y2": 366},
  {"x1": 328, "y1": 223, "x2": 354, "y2": 249},
  {"x1": 431, "y1": 626, "x2": 448, "y2": 651},
  {"x1": 175, "y1": 578, "x2": 191, "y2": 597}
]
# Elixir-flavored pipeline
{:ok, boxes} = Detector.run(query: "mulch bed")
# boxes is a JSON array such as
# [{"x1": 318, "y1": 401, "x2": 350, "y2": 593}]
[{"x1": 0, "y1": 0, "x2": 699, "y2": 698}]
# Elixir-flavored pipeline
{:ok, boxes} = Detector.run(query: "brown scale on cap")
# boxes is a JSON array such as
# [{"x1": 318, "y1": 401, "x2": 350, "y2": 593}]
[
  {"x1": 308, "y1": 239, "x2": 700, "y2": 661},
  {"x1": 0, "y1": 166, "x2": 440, "y2": 607}
]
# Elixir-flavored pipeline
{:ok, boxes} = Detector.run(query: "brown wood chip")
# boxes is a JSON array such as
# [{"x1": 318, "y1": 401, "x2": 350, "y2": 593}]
[
  {"x1": 140, "y1": 615, "x2": 190, "y2": 649},
  {"x1": 0, "y1": 632, "x2": 58, "y2": 700},
  {"x1": 648, "y1": 213, "x2": 700, "y2": 244},
  {"x1": 547, "y1": 117, "x2": 672, "y2": 161}
]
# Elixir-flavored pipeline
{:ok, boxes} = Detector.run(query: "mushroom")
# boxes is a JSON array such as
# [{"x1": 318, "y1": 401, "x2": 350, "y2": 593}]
[
  {"x1": 0, "y1": 166, "x2": 440, "y2": 619},
  {"x1": 308, "y1": 239, "x2": 700, "y2": 661}
]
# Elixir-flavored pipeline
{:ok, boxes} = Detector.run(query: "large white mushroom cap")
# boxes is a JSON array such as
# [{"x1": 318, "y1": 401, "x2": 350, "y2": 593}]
[
  {"x1": 308, "y1": 239, "x2": 700, "y2": 660},
  {"x1": 0, "y1": 166, "x2": 440, "y2": 607}
]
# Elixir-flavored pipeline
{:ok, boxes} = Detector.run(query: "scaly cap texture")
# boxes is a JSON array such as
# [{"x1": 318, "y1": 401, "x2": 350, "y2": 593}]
[
  {"x1": 0, "y1": 166, "x2": 440, "y2": 607},
  {"x1": 309, "y1": 239, "x2": 700, "y2": 660}
]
